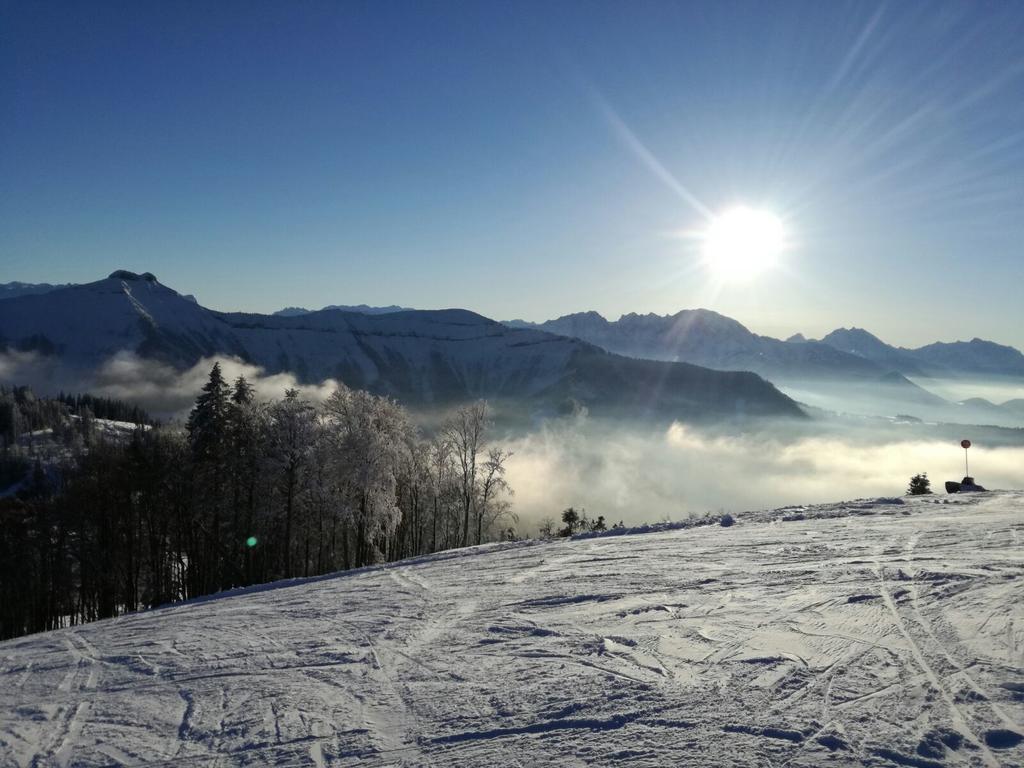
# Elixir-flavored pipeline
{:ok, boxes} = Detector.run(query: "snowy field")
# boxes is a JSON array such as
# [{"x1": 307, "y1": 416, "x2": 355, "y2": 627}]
[{"x1": 2, "y1": 493, "x2": 1023, "y2": 767}]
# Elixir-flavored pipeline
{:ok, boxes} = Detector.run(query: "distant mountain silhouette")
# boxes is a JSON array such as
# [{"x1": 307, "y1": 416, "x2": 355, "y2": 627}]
[
  {"x1": 273, "y1": 304, "x2": 414, "y2": 317},
  {"x1": 0, "y1": 281, "x2": 70, "y2": 299},
  {"x1": 506, "y1": 312, "x2": 1024, "y2": 381},
  {"x1": 507, "y1": 310, "x2": 889, "y2": 380},
  {"x1": 815, "y1": 327, "x2": 1024, "y2": 378},
  {"x1": 502, "y1": 311, "x2": 1024, "y2": 427}
]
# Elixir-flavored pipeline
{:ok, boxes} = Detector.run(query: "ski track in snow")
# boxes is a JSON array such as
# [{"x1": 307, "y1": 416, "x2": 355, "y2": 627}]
[{"x1": 2, "y1": 493, "x2": 1023, "y2": 766}]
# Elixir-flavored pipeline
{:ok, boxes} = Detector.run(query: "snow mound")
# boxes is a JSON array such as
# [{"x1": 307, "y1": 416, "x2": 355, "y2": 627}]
[{"x1": 1, "y1": 492, "x2": 1023, "y2": 766}]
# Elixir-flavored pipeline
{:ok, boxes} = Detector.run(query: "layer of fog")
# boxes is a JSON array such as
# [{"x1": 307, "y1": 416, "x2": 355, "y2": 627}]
[
  {"x1": 907, "y1": 376, "x2": 1024, "y2": 405},
  {"x1": 776, "y1": 378, "x2": 1024, "y2": 429},
  {"x1": 0, "y1": 350, "x2": 337, "y2": 419},
  {"x1": 500, "y1": 417, "x2": 1024, "y2": 530},
  {"x1": 5, "y1": 349, "x2": 1023, "y2": 536}
]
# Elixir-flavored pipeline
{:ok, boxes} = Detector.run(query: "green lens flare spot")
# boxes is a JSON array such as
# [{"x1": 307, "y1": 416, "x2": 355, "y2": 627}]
[{"x1": 245, "y1": 536, "x2": 258, "y2": 548}]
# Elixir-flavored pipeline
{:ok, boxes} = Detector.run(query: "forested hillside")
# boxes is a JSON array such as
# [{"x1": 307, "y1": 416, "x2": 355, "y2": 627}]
[{"x1": 0, "y1": 365, "x2": 515, "y2": 640}]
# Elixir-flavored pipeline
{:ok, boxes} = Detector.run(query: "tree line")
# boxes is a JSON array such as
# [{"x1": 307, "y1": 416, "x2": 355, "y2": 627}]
[
  {"x1": 0, "y1": 364, "x2": 514, "y2": 640},
  {"x1": 55, "y1": 391, "x2": 153, "y2": 426}
]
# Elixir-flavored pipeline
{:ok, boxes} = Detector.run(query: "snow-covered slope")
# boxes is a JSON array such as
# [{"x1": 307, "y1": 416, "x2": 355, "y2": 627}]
[
  {"x1": 0, "y1": 271, "x2": 237, "y2": 366},
  {"x1": 2, "y1": 492, "x2": 1022, "y2": 766},
  {"x1": 213, "y1": 306, "x2": 585, "y2": 402},
  {"x1": 0, "y1": 272, "x2": 802, "y2": 420}
]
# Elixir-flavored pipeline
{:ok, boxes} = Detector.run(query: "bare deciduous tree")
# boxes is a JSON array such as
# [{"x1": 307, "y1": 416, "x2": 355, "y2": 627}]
[{"x1": 443, "y1": 400, "x2": 488, "y2": 547}]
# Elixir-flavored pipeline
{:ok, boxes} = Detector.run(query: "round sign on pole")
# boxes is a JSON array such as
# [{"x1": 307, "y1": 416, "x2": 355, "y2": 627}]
[{"x1": 961, "y1": 439, "x2": 971, "y2": 449}]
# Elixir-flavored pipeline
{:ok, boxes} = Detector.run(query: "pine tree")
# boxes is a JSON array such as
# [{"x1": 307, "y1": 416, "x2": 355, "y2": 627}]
[
  {"x1": 232, "y1": 375, "x2": 255, "y2": 405},
  {"x1": 226, "y1": 374, "x2": 264, "y2": 583},
  {"x1": 560, "y1": 507, "x2": 581, "y2": 536},
  {"x1": 268, "y1": 389, "x2": 317, "y2": 576},
  {"x1": 187, "y1": 363, "x2": 231, "y2": 462},
  {"x1": 908, "y1": 473, "x2": 932, "y2": 495},
  {"x1": 0, "y1": 383, "x2": 518, "y2": 639},
  {"x1": 186, "y1": 363, "x2": 232, "y2": 592}
]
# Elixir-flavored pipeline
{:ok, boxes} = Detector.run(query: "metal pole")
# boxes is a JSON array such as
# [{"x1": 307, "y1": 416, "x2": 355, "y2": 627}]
[{"x1": 965, "y1": 448, "x2": 969, "y2": 478}]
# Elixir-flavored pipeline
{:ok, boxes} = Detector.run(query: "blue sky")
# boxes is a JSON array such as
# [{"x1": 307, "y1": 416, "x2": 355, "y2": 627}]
[{"x1": 3, "y1": 1, "x2": 1024, "y2": 347}]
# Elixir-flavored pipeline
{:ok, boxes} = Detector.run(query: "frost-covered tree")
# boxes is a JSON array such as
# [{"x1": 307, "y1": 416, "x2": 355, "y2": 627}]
[
  {"x1": 324, "y1": 387, "x2": 412, "y2": 567},
  {"x1": 443, "y1": 401, "x2": 488, "y2": 547},
  {"x1": 477, "y1": 447, "x2": 514, "y2": 545},
  {"x1": 267, "y1": 389, "x2": 318, "y2": 576},
  {"x1": 394, "y1": 430, "x2": 431, "y2": 559},
  {"x1": 0, "y1": 378, "x2": 517, "y2": 639},
  {"x1": 428, "y1": 436, "x2": 457, "y2": 551}
]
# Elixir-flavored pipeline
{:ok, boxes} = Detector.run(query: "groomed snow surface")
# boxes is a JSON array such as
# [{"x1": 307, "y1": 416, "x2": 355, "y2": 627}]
[{"x1": 2, "y1": 493, "x2": 1023, "y2": 767}]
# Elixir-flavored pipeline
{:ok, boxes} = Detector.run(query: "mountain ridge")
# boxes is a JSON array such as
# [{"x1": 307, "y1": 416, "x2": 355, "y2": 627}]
[
  {"x1": 816, "y1": 327, "x2": 1024, "y2": 378},
  {"x1": 273, "y1": 303, "x2": 414, "y2": 317},
  {"x1": 505, "y1": 309, "x2": 890, "y2": 380},
  {"x1": 505, "y1": 310, "x2": 1024, "y2": 380},
  {"x1": 0, "y1": 281, "x2": 72, "y2": 299},
  {"x1": 0, "y1": 272, "x2": 803, "y2": 422}
]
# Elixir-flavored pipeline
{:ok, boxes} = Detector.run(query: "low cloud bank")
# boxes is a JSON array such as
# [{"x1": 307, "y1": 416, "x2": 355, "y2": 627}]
[
  {"x1": 4, "y1": 350, "x2": 1022, "y2": 532},
  {"x1": 91, "y1": 353, "x2": 338, "y2": 418},
  {"x1": 500, "y1": 418, "x2": 1024, "y2": 530},
  {"x1": 0, "y1": 349, "x2": 62, "y2": 388},
  {"x1": 0, "y1": 351, "x2": 338, "y2": 419}
]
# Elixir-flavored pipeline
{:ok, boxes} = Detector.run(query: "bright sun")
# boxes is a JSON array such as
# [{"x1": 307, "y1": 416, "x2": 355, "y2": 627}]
[{"x1": 701, "y1": 206, "x2": 785, "y2": 281}]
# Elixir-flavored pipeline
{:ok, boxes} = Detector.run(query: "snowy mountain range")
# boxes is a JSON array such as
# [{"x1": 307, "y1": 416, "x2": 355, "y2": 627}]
[
  {"x1": 506, "y1": 310, "x2": 886, "y2": 381},
  {"x1": 273, "y1": 304, "x2": 414, "y2": 317},
  {"x1": 817, "y1": 327, "x2": 1024, "y2": 378},
  {"x1": 502, "y1": 311, "x2": 1024, "y2": 426},
  {"x1": 7, "y1": 273, "x2": 1022, "y2": 425},
  {"x1": 0, "y1": 272, "x2": 802, "y2": 421},
  {"x1": 506, "y1": 310, "x2": 1024, "y2": 381},
  {"x1": 0, "y1": 281, "x2": 72, "y2": 299}
]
